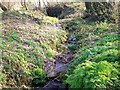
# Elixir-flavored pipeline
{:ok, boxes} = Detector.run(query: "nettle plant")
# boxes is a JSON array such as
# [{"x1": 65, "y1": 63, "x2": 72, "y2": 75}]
[{"x1": 66, "y1": 61, "x2": 120, "y2": 89}]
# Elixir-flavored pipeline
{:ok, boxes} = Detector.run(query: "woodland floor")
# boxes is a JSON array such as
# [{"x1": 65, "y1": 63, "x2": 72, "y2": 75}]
[{"x1": 1, "y1": 2, "x2": 119, "y2": 90}]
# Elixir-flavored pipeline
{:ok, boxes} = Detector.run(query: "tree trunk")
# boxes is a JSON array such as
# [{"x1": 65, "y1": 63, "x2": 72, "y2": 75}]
[
  {"x1": 0, "y1": 3, "x2": 8, "y2": 11},
  {"x1": 85, "y1": 2, "x2": 93, "y2": 13},
  {"x1": 84, "y1": 2, "x2": 115, "y2": 22}
]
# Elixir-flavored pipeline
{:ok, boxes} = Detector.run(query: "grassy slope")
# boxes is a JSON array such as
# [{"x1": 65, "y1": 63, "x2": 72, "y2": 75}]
[{"x1": 1, "y1": 10, "x2": 67, "y2": 87}]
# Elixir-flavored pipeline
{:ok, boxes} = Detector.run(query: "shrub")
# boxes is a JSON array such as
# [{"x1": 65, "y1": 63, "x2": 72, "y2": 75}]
[{"x1": 66, "y1": 61, "x2": 120, "y2": 89}]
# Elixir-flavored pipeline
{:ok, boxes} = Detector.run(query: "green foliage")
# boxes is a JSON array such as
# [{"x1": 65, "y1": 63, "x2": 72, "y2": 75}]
[
  {"x1": 68, "y1": 19, "x2": 118, "y2": 59},
  {"x1": 1, "y1": 11, "x2": 68, "y2": 87},
  {"x1": 70, "y1": 34, "x2": 119, "y2": 69},
  {"x1": 68, "y1": 44, "x2": 78, "y2": 51},
  {"x1": 1, "y1": 6, "x2": 119, "y2": 88},
  {"x1": 64, "y1": 18, "x2": 118, "y2": 50},
  {"x1": 64, "y1": 18, "x2": 120, "y2": 89},
  {"x1": 66, "y1": 61, "x2": 120, "y2": 89},
  {"x1": 0, "y1": 68, "x2": 6, "y2": 87},
  {"x1": 31, "y1": 68, "x2": 46, "y2": 85},
  {"x1": 44, "y1": 16, "x2": 58, "y2": 24}
]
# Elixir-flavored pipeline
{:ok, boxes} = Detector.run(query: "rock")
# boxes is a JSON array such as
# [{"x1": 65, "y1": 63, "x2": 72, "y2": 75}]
[
  {"x1": 43, "y1": 81, "x2": 66, "y2": 90},
  {"x1": 46, "y1": 6, "x2": 64, "y2": 18},
  {"x1": 33, "y1": 18, "x2": 42, "y2": 25},
  {"x1": 55, "y1": 63, "x2": 68, "y2": 74},
  {"x1": 48, "y1": 70, "x2": 57, "y2": 78},
  {"x1": 46, "y1": 62, "x2": 69, "y2": 78}
]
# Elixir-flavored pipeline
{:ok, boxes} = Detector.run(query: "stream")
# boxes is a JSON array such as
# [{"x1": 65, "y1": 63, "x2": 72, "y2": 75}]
[
  {"x1": 40, "y1": 19, "x2": 78, "y2": 90},
  {"x1": 23, "y1": 5, "x2": 77, "y2": 89}
]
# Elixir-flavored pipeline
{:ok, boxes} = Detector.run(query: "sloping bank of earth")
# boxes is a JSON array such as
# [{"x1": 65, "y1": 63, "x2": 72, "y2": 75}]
[{"x1": 1, "y1": 10, "x2": 70, "y2": 88}]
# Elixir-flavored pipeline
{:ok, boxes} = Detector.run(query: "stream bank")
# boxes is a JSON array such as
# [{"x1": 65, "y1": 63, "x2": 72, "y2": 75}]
[
  {"x1": 1, "y1": 3, "x2": 85, "y2": 89},
  {"x1": 32, "y1": 3, "x2": 84, "y2": 89}
]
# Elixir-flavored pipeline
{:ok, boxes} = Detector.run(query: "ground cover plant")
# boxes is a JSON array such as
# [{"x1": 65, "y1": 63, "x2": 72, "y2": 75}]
[
  {"x1": 1, "y1": 10, "x2": 67, "y2": 87},
  {"x1": 66, "y1": 61, "x2": 120, "y2": 89},
  {"x1": 64, "y1": 12, "x2": 119, "y2": 90},
  {"x1": 0, "y1": 2, "x2": 119, "y2": 90}
]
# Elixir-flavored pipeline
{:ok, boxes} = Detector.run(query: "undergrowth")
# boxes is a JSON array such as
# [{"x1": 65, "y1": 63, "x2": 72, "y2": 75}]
[
  {"x1": 64, "y1": 18, "x2": 119, "y2": 89},
  {"x1": 0, "y1": 5, "x2": 119, "y2": 89},
  {"x1": 66, "y1": 61, "x2": 120, "y2": 89}
]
